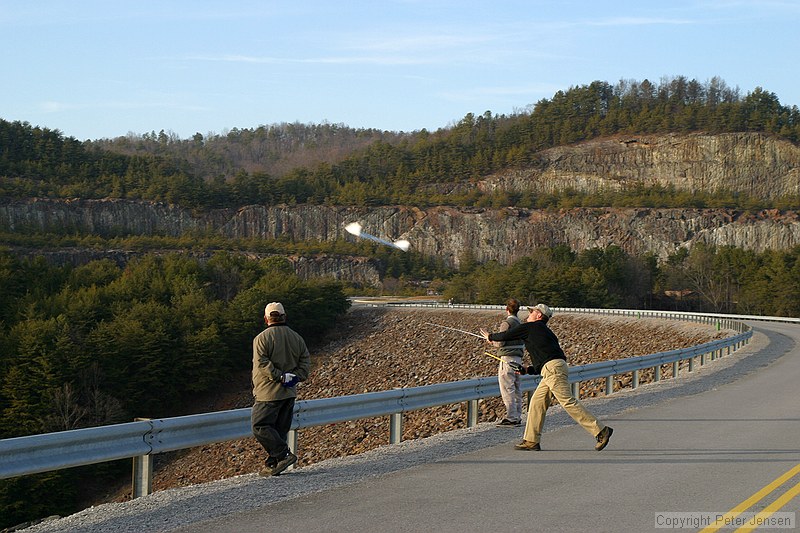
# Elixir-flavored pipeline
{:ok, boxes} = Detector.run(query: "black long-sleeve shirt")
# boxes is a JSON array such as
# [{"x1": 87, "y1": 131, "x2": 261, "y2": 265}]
[{"x1": 488, "y1": 320, "x2": 566, "y2": 375}]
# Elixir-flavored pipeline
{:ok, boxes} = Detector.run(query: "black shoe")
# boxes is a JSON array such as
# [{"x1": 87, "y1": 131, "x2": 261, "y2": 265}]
[
  {"x1": 270, "y1": 452, "x2": 297, "y2": 476},
  {"x1": 514, "y1": 440, "x2": 541, "y2": 451},
  {"x1": 496, "y1": 418, "x2": 521, "y2": 427},
  {"x1": 595, "y1": 426, "x2": 613, "y2": 451}
]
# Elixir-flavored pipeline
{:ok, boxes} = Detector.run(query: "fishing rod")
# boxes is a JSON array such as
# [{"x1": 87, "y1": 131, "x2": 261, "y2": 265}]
[
  {"x1": 427, "y1": 322, "x2": 525, "y2": 371},
  {"x1": 483, "y1": 351, "x2": 524, "y2": 372}
]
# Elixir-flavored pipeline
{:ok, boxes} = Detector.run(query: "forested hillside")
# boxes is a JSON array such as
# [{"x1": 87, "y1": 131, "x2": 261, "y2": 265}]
[{"x1": 2, "y1": 76, "x2": 799, "y2": 209}]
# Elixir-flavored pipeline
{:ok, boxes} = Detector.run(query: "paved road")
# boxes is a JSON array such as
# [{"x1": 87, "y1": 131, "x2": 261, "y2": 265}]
[{"x1": 173, "y1": 321, "x2": 800, "y2": 533}]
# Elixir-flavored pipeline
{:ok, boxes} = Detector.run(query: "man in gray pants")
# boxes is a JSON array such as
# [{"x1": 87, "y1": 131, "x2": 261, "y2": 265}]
[{"x1": 492, "y1": 298, "x2": 526, "y2": 427}]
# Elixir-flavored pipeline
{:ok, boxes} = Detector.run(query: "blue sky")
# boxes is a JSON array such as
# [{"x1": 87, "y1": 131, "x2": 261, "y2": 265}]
[{"x1": 1, "y1": 0, "x2": 798, "y2": 141}]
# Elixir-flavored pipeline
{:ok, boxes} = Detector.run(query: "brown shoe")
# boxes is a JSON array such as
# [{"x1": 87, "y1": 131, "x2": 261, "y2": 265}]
[
  {"x1": 514, "y1": 440, "x2": 541, "y2": 451},
  {"x1": 595, "y1": 426, "x2": 613, "y2": 451}
]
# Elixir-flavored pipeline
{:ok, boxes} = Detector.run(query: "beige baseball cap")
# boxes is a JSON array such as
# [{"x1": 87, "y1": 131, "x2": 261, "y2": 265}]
[
  {"x1": 265, "y1": 302, "x2": 285, "y2": 316},
  {"x1": 527, "y1": 303, "x2": 553, "y2": 318}
]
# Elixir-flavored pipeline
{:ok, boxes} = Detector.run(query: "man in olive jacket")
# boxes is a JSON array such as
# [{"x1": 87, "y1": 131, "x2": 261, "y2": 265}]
[{"x1": 251, "y1": 302, "x2": 311, "y2": 476}]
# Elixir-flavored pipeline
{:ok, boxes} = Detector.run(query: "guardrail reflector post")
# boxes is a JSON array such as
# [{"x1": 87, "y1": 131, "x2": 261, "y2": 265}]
[
  {"x1": 287, "y1": 429, "x2": 298, "y2": 471},
  {"x1": 390, "y1": 412, "x2": 402, "y2": 444},
  {"x1": 132, "y1": 417, "x2": 153, "y2": 499},
  {"x1": 467, "y1": 400, "x2": 478, "y2": 427},
  {"x1": 132, "y1": 454, "x2": 153, "y2": 498}
]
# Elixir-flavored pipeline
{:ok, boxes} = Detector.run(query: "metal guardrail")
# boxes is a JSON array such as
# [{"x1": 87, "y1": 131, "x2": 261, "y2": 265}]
[
  {"x1": 0, "y1": 308, "x2": 762, "y2": 494},
  {"x1": 371, "y1": 301, "x2": 800, "y2": 325}
]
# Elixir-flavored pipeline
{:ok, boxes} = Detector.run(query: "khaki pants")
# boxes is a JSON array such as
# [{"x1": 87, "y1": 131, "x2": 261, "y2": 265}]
[{"x1": 523, "y1": 359, "x2": 604, "y2": 444}]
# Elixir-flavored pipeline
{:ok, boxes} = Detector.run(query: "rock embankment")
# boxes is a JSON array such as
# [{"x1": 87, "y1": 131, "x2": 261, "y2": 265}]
[{"x1": 114, "y1": 307, "x2": 729, "y2": 502}]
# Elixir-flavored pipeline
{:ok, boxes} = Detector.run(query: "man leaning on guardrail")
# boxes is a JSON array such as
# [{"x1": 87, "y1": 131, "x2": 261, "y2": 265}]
[
  {"x1": 491, "y1": 298, "x2": 526, "y2": 427},
  {"x1": 480, "y1": 303, "x2": 614, "y2": 452},
  {"x1": 251, "y1": 302, "x2": 311, "y2": 476}
]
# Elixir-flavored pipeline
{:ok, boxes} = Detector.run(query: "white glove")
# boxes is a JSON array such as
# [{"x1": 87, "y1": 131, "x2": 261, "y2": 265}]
[{"x1": 281, "y1": 372, "x2": 298, "y2": 387}]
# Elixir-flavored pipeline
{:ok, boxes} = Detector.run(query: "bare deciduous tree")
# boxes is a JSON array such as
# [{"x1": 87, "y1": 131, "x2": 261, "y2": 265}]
[{"x1": 44, "y1": 382, "x2": 87, "y2": 432}]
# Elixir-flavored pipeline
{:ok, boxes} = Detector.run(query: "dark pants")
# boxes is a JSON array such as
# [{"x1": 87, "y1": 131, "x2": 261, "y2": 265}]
[{"x1": 251, "y1": 398, "x2": 295, "y2": 460}]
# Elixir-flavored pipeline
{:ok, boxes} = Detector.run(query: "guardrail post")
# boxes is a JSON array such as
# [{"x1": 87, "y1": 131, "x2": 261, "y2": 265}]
[
  {"x1": 467, "y1": 400, "x2": 478, "y2": 427},
  {"x1": 701, "y1": 352, "x2": 706, "y2": 366},
  {"x1": 653, "y1": 366, "x2": 661, "y2": 382},
  {"x1": 467, "y1": 399, "x2": 478, "y2": 428},
  {"x1": 688, "y1": 356, "x2": 694, "y2": 372},
  {"x1": 274, "y1": 429, "x2": 298, "y2": 472},
  {"x1": 672, "y1": 361, "x2": 679, "y2": 378},
  {"x1": 632, "y1": 370, "x2": 639, "y2": 389},
  {"x1": 132, "y1": 417, "x2": 153, "y2": 499},
  {"x1": 132, "y1": 454, "x2": 154, "y2": 498},
  {"x1": 390, "y1": 412, "x2": 403, "y2": 444},
  {"x1": 605, "y1": 376, "x2": 613, "y2": 395},
  {"x1": 571, "y1": 382, "x2": 579, "y2": 398}
]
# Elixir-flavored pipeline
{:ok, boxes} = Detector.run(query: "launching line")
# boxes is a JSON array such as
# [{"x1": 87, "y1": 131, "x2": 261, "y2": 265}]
[
  {"x1": 425, "y1": 322, "x2": 485, "y2": 340},
  {"x1": 345, "y1": 222, "x2": 410, "y2": 252}
]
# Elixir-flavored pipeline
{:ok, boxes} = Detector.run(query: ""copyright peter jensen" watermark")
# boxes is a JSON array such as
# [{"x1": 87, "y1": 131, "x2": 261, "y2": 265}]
[{"x1": 655, "y1": 512, "x2": 796, "y2": 529}]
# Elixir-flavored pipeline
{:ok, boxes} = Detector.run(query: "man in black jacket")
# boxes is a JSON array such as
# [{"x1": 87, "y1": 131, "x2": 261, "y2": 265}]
[{"x1": 480, "y1": 303, "x2": 613, "y2": 451}]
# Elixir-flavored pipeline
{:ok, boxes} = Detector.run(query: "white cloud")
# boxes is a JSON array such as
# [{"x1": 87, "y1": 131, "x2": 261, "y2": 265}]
[
  {"x1": 439, "y1": 83, "x2": 564, "y2": 103},
  {"x1": 581, "y1": 16, "x2": 695, "y2": 27},
  {"x1": 39, "y1": 100, "x2": 208, "y2": 113}
]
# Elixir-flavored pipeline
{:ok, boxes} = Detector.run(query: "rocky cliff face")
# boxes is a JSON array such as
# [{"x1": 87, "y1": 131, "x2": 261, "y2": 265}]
[
  {"x1": 478, "y1": 133, "x2": 800, "y2": 199},
  {"x1": 2, "y1": 198, "x2": 799, "y2": 269}
]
